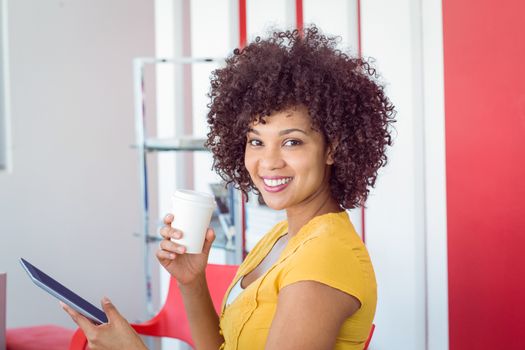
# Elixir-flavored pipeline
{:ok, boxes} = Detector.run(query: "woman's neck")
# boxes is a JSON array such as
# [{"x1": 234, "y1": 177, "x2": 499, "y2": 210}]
[{"x1": 285, "y1": 189, "x2": 343, "y2": 237}]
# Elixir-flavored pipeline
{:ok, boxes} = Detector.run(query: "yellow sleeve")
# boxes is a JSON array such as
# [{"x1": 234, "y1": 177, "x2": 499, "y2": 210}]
[{"x1": 278, "y1": 234, "x2": 367, "y2": 305}]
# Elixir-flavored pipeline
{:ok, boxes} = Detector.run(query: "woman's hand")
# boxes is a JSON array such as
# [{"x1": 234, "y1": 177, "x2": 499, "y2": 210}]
[
  {"x1": 60, "y1": 297, "x2": 147, "y2": 350},
  {"x1": 156, "y1": 213, "x2": 216, "y2": 286}
]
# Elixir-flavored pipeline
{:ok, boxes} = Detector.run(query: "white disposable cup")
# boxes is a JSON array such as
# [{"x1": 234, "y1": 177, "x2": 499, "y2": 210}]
[{"x1": 170, "y1": 189, "x2": 216, "y2": 254}]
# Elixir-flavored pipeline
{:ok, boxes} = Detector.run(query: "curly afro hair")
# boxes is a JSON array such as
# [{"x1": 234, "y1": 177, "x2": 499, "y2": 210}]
[{"x1": 204, "y1": 25, "x2": 396, "y2": 209}]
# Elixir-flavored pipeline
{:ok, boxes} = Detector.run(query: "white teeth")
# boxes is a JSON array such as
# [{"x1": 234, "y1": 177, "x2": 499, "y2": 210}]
[{"x1": 263, "y1": 177, "x2": 292, "y2": 187}]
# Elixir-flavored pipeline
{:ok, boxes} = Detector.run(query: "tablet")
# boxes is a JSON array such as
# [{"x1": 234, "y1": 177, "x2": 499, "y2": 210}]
[{"x1": 20, "y1": 258, "x2": 108, "y2": 325}]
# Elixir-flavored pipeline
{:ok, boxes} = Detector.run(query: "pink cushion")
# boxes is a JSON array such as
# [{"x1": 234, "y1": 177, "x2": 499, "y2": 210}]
[{"x1": 6, "y1": 325, "x2": 74, "y2": 350}]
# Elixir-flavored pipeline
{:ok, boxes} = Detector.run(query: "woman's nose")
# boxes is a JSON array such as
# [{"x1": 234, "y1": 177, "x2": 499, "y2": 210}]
[{"x1": 260, "y1": 146, "x2": 286, "y2": 170}]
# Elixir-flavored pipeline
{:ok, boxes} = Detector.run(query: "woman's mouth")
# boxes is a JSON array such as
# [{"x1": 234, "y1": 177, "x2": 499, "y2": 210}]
[{"x1": 262, "y1": 177, "x2": 293, "y2": 193}]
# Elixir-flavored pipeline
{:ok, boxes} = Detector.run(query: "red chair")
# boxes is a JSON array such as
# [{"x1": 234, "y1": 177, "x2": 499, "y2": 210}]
[
  {"x1": 69, "y1": 263, "x2": 376, "y2": 350},
  {"x1": 68, "y1": 263, "x2": 238, "y2": 349},
  {"x1": 6, "y1": 324, "x2": 75, "y2": 350}
]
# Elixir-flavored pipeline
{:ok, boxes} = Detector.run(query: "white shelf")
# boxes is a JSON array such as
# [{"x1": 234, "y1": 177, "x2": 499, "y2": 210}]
[
  {"x1": 133, "y1": 56, "x2": 245, "y2": 321},
  {"x1": 143, "y1": 136, "x2": 207, "y2": 152}
]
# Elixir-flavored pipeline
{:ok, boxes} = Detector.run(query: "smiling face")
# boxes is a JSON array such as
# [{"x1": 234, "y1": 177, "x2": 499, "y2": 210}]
[{"x1": 244, "y1": 105, "x2": 335, "y2": 211}]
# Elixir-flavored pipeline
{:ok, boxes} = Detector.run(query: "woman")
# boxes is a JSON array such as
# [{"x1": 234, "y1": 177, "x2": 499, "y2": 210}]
[{"x1": 61, "y1": 25, "x2": 395, "y2": 350}]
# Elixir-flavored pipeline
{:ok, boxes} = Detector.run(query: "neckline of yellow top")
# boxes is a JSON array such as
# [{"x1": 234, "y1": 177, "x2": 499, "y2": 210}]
[
  {"x1": 223, "y1": 210, "x2": 350, "y2": 311},
  {"x1": 250, "y1": 210, "x2": 348, "y2": 269}
]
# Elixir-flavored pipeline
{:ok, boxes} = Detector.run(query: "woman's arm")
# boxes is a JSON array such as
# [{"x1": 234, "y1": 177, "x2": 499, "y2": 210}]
[
  {"x1": 179, "y1": 275, "x2": 225, "y2": 350},
  {"x1": 264, "y1": 280, "x2": 361, "y2": 350},
  {"x1": 157, "y1": 215, "x2": 224, "y2": 349}
]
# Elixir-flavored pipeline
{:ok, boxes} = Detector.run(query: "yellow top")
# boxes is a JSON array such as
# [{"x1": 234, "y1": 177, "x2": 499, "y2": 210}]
[{"x1": 219, "y1": 211, "x2": 377, "y2": 350}]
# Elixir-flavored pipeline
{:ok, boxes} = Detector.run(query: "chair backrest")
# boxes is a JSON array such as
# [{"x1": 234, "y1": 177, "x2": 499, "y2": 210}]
[
  {"x1": 133, "y1": 264, "x2": 239, "y2": 346},
  {"x1": 70, "y1": 264, "x2": 372, "y2": 349},
  {"x1": 205, "y1": 264, "x2": 239, "y2": 313}
]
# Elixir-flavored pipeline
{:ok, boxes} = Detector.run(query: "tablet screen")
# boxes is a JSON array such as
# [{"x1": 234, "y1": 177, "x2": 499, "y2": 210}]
[{"x1": 20, "y1": 258, "x2": 108, "y2": 324}]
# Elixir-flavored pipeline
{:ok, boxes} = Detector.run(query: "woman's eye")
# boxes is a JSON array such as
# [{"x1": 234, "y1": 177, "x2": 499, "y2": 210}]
[
  {"x1": 248, "y1": 139, "x2": 262, "y2": 146},
  {"x1": 284, "y1": 139, "x2": 302, "y2": 147}
]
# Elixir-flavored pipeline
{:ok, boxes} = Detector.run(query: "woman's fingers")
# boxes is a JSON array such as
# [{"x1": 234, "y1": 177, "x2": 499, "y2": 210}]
[
  {"x1": 163, "y1": 213, "x2": 174, "y2": 225},
  {"x1": 60, "y1": 302, "x2": 96, "y2": 333},
  {"x1": 156, "y1": 249, "x2": 177, "y2": 261},
  {"x1": 156, "y1": 232, "x2": 187, "y2": 264},
  {"x1": 159, "y1": 226, "x2": 183, "y2": 240},
  {"x1": 160, "y1": 239, "x2": 186, "y2": 254},
  {"x1": 100, "y1": 297, "x2": 123, "y2": 324}
]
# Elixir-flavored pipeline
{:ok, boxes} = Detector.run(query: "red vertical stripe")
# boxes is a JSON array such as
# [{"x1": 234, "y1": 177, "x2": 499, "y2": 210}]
[
  {"x1": 357, "y1": 0, "x2": 362, "y2": 60},
  {"x1": 238, "y1": 0, "x2": 247, "y2": 48},
  {"x1": 295, "y1": 0, "x2": 303, "y2": 33},
  {"x1": 238, "y1": 0, "x2": 247, "y2": 258},
  {"x1": 443, "y1": 0, "x2": 525, "y2": 348}
]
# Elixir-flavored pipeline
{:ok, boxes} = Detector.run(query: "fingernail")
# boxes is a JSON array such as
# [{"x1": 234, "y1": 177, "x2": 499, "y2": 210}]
[
  {"x1": 102, "y1": 296, "x2": 111, "y2": 304},
  {"x1": 176, "y1": 247, "x2": 185, "y2": 254}
]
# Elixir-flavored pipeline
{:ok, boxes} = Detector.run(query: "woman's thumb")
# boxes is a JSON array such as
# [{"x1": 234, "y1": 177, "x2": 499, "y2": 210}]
[
  {"x1": 202, "y1": 227, "x2": 216, "y2": 254},
  {"x1": 101, "y1": 297, "x2": 121, "y2": 322}
]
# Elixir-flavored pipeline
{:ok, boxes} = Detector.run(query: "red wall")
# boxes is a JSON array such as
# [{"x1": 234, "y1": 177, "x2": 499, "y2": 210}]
[{"x1": 443, "y1": 0, "x2": 525, "y2": 348}]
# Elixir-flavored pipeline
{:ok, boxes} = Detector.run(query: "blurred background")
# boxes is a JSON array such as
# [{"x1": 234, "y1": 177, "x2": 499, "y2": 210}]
[{"x1": 0, "y1": 0, "x2": 524, "y2": 349}]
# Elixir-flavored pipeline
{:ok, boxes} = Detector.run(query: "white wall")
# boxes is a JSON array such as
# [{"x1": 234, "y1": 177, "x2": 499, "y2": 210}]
[
  {"x1": 0, "y1": 0, "x2": 155, "y2": 328},
  {"x1": 420, "y1": 1, "x2": 448, "y2": 349},
  {"x1": 0, "y1": 0, "x2": 9, "y2": 171},
  {"x1": 361, "y1": 1, "x2": 426, "y2": 347},
  {"x1": 360, "y1": 0, "x2": 448, "y2": 349}
]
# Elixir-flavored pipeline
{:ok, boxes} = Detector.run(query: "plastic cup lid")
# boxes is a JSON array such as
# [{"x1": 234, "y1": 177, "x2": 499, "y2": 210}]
[{"x1": 173, "y1": 189, "x2": 216, "y2": 207}]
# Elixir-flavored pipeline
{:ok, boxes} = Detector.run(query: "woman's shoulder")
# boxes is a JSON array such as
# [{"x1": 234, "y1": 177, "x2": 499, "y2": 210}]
[
  {"x1": 286, "y1": 211, "x2": 373, "y2": 273},
  {"x1": 295, "y1": 210, "x2": 361, "y2": 244},
  {"x1": 278, "y1": 211, "x2": 376, "y2": 304}
]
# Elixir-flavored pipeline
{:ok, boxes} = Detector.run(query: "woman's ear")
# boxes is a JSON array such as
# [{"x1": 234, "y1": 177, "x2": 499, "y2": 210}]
[{"x1": 326, "y1": 141, "x2": 338, "y2": 165}]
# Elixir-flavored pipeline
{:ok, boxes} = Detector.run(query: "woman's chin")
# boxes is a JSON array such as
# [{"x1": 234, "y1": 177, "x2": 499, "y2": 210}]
[
  {"x1": 267, "y1": 204, "x2": 286, "y2": 211},
  {"x1": 260, "y1": 197, "x2": 288, "y2": 211}
]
